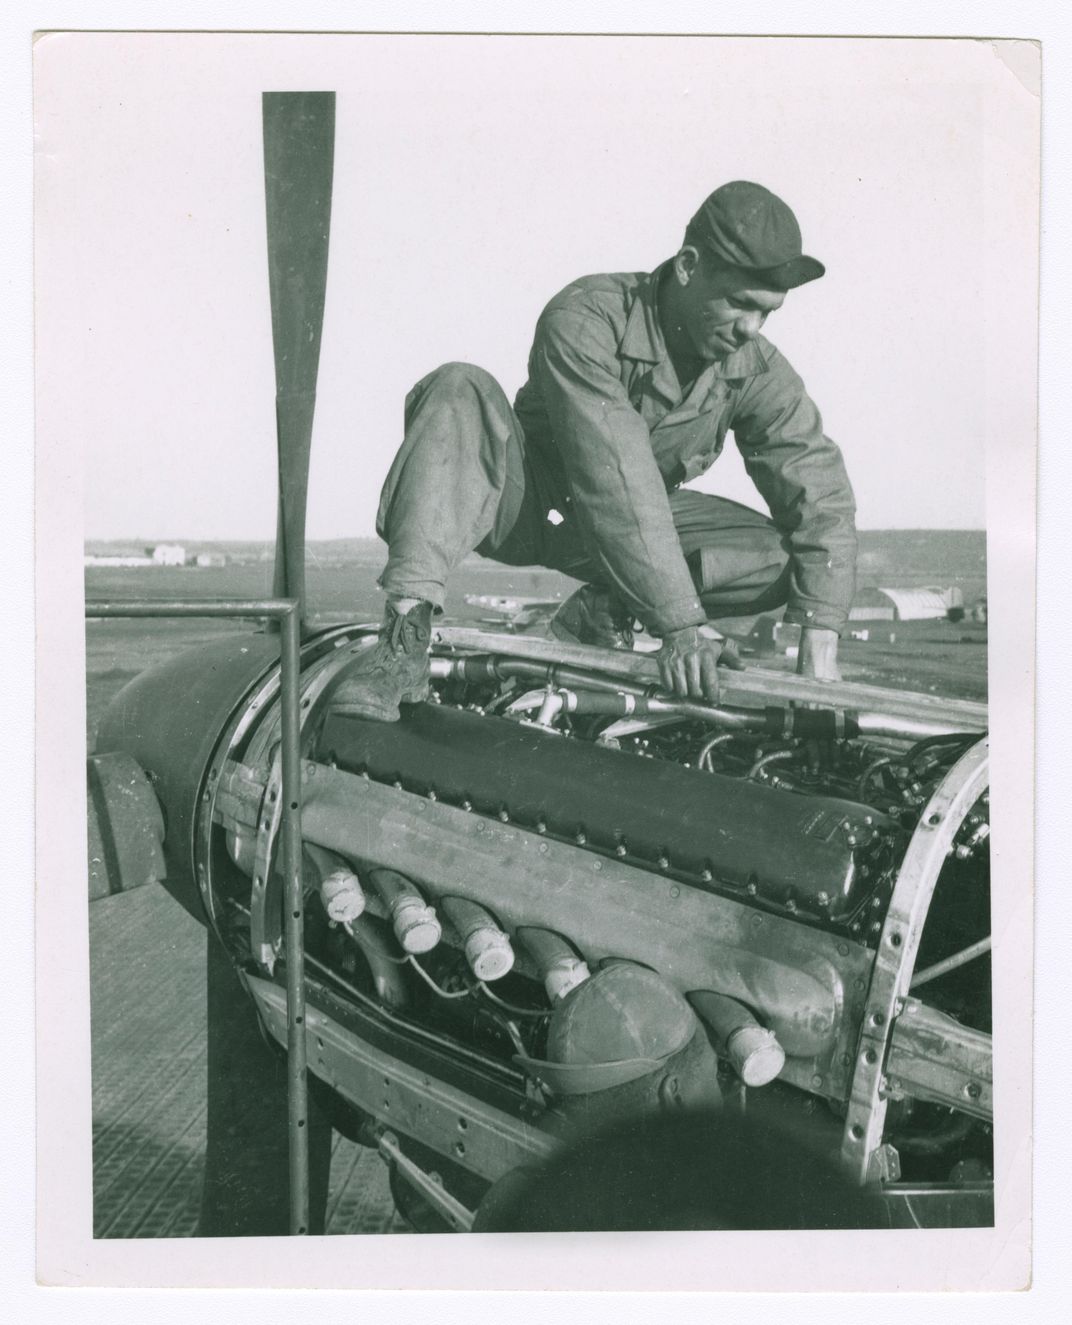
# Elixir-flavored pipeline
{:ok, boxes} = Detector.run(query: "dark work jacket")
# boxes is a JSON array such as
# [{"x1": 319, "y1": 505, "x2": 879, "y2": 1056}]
[{"x1": 512, "y1": 263, "x2": 858, "y2": 635}]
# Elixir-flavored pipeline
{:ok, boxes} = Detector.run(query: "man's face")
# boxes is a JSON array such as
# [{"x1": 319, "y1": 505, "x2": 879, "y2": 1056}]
[{"x1": 674, "y1": 249, "x2": 786, "y2": 363}]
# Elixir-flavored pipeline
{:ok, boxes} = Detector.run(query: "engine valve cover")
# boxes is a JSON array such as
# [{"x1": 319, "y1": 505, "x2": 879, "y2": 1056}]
[{"x1": 317, "y1": 704, "x2": 892, "y2": 921}]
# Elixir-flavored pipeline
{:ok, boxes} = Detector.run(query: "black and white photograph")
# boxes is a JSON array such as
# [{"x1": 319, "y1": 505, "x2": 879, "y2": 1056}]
[{"x1": 32, "y1": 23, "x2": 1039, "y2": 1292}]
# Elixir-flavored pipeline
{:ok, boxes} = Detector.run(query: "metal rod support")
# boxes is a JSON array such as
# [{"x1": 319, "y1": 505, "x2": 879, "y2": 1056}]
[
  {"x1": 910, "y1": 936, "x2": 992, "y2": 990},
  {"x1": 86, "y1": 597, "x2": 310, "y2": 1236}
]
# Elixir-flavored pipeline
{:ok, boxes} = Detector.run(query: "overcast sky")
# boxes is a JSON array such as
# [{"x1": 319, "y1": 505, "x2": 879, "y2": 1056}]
[{"x1": 35, "y1": 33, "x2": 1037, "y2": 541}]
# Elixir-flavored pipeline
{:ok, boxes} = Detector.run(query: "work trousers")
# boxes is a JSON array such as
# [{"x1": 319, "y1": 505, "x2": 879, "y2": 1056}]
[{"x1": 377, "y1": 362, "x2": 791, "y2": 623}]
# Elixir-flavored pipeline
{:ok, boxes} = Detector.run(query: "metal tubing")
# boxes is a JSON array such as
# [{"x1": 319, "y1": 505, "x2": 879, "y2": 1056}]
[
  {"x1": 433, "y1": 625, "x2": 989, "y2": 731},
  {"x1": 85, "y1": 598, "x2": 310, "y2": 1236},
  {"x1": 85, "y1": 598, "x2": 299, "y2": 619},
  {"x1": 748, "y1": 749, "x2": 797, "y2": 781},
  {"x1": 698, "y1": 732, "x2": 737, "y2": 771},
  {"x1": 910, "y1": 937, "x2": 992, "y2": 990},
  {"x1": 278, "y1": 606, "x2": 309, "y2": 1234}
]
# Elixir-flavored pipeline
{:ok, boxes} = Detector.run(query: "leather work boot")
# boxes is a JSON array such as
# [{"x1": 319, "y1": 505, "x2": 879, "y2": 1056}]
[
  {"x1": 328, "y1": 600, "x2": 433, "y2": 722},
  {"x1": 548, "y1": 585, "x2": 636, "y2": 651}
]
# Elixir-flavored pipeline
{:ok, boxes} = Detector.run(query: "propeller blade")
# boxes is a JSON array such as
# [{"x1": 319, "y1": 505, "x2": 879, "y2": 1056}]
[{"x1": 263, "y1": 91, "x2": 335, "y2": 629}]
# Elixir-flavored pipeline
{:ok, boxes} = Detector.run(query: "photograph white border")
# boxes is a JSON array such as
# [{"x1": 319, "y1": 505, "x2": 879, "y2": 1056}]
[{"x1": 9, "y1": 0, "x2": 1070, "y2": 1313}]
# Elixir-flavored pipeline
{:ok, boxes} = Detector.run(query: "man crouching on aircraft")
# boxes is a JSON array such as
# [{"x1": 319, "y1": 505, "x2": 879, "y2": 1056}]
[{"x1": 332, "y1": 180, "x2": 857, "y2": 722}]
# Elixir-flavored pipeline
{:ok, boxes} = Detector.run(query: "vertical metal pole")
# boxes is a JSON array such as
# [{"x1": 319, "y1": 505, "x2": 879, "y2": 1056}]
[
  {"x1": 279, "y1": 604, "x2": 310, "y2": 1234},
  {"x1": 86, "y1": 597, "x2": 313, "y2": 1233}
]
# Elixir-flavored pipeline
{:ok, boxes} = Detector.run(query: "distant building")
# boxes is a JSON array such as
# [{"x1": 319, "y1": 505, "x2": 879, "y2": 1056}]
[
  {"x1": 84, "y1": 554, "x2": 153, "y2": 568},
  {"x1": 149, "y1": 543, "x2": 186, "y2": 566},
  {"x1": 850, "y1": 586, "x2": 964, "y2": 622},
  {"x1": 195, "y1": 552, "x2": 227, "y2": 568},
  {"x1": 848, "y1": 589, "x2": 896, "y2": 622}
]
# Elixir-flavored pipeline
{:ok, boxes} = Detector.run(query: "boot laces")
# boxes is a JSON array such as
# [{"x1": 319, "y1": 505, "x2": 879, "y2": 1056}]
[{"x1": 385, "y1": 603, "x2": 429, "y2": 654}]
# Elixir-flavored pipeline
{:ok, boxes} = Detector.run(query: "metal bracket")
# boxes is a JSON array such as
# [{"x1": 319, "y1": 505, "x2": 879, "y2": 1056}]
[{"x1": 377, "y1": 1131, "x2": 476, "y2": 1232}]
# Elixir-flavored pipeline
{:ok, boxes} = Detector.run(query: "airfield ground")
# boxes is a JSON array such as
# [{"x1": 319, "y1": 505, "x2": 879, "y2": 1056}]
[{"x1": 85, "y1": 554, "x2": 987, "y2": 1237}]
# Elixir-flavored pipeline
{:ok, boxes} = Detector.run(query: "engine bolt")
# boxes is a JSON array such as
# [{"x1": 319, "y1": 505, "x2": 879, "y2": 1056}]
[
  {"x1": 615, "y1": 844, "x2": 627, "y2": 857},
  {"x1": 785, "y1": 899, "x2": 797, "y2": 913},
  {"x1": 657, "y1": 855, "x2": 669, "y2": 869},
  {"x1": 700, "y1": 868, "x2": 713, "y2": 883},
  {"x1": 817, "y1": 891, "x2": 830, "y2": 907},
  {"x1": 536, "y1": 820, "x2": 547, "y2": 835},
  {"x1": 427, "y1": 789, "x2": 437, "y2": 801},
  {"x1": 498, "y1": 809, "x2": 509, "y2": 822},
  {"x1": 576, "y1": 831, "x2": 588, "y2": 845},
  {"x1": 669, "y1": 885, "x2": 680, "y2": 898},
  {"x1": 461, "y1": 799, "x2": 472, "y2": 812}
]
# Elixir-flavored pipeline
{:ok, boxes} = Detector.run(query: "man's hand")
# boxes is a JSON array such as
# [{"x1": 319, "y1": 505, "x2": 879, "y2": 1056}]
[
  {"x1": 657, "y1": 623, "x2": 745, "y2": 703},
  {"x1": 797, "y1": 627, "x2": 841, "y2": 681}
]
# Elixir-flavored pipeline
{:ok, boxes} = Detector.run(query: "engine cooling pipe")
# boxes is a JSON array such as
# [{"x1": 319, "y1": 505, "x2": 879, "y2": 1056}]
[
  {"x1": 689, "y1": 991, "x2": 786, "y2": 1087},
  {"x1": 430, "y1": 655, "x2": 972, "y2": 741},
  {"x1": 515, "y1": 927, "x2": 591, "y2": 1003},
  {"x1": 440, "y1": 896, "x2": 515, "y2": 982},
  {"x1": 434, "y1": 656, "x2": 758, "y2": 730},
  {"x1": 366, "y1": 867, "x2": 441, "y2": 955}
]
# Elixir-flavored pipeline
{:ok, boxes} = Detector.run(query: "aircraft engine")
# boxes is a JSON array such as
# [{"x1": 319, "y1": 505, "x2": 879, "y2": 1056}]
[
  {"x1": 138, "y1": 622, "x2": 992, "y2": 1226},
  {"x1": 87, "y1": 91, "x2": 993, "y2": 1234}
]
